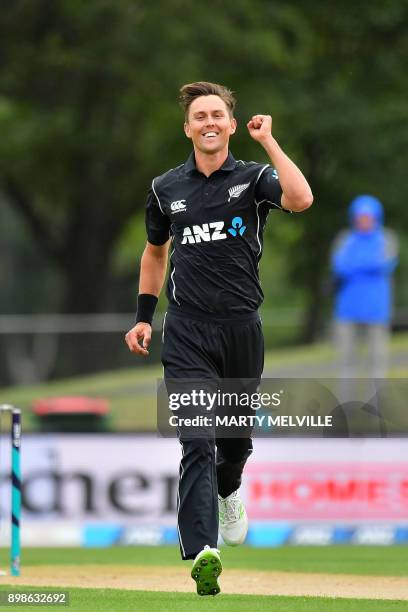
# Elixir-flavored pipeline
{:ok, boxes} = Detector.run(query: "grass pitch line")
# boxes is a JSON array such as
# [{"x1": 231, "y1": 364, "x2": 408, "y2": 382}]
[{"x1": 1, "y1": 565, "x2": 408, "y2": 600}]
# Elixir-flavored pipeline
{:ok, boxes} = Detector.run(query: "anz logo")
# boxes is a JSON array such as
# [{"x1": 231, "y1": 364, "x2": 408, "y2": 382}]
[
  {"x1": 181, "y1": 221, "x2": 226, "y2": 244},
  {"x1": 228, "y1": 216, "x2": 246, "y2": 236},
  {"x1": 181, "y1": 218, "x2": 246, "y2": 244}
]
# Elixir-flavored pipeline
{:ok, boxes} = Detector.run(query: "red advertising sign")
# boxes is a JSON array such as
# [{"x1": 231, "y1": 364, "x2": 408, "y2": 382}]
[{"x1": 245, "y1": 462, "x2": 408, "y2": 519}]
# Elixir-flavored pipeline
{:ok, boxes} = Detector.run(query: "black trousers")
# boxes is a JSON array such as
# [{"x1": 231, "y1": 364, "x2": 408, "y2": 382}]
[{"x1": 162, "y1": 310, "x2": 264, "y2": 560}]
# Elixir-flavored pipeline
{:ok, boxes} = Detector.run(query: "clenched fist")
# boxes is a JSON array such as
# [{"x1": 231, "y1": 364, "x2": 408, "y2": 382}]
[
  {"x1": 125, "y1": 322, "x2": 152, "y2": 356},
  {"x1": 247, "y1": 114, "x2": 272, "y2": 144}
]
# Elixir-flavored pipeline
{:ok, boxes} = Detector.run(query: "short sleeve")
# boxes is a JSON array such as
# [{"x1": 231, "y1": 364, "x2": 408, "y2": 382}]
[
  {"x1": 145, "y1": 183, "x2": 171, "y2": 245},
  {"x1": 255, "y1": 165, "x2": 284, "y2": 211}
]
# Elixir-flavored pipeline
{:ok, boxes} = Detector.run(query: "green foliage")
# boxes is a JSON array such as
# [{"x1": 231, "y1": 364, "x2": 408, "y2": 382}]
[{"x1": 0, "y1": 1, "x2": 406, "y2": 330}]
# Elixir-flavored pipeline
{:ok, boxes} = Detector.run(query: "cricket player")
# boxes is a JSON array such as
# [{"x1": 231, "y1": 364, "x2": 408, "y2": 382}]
[{"x1": 125, "y1": 81, "x2": 313, "y2": 596}]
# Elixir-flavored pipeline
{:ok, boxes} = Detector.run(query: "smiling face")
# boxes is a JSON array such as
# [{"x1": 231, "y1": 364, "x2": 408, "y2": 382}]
[{"x1": 184, "y1": 95, "x2": 237, "y2": 155}]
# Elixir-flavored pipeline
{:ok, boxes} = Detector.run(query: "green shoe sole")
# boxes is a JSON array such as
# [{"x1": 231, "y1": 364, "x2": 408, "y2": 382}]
[{"x1": 191, "y1": 550, "x2": 222, "y2": 596}]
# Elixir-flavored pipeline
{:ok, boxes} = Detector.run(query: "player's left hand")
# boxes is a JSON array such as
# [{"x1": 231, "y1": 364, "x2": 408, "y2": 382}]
[{"x1": 247, "y1": 114, "x2": 272, "y2": 143}]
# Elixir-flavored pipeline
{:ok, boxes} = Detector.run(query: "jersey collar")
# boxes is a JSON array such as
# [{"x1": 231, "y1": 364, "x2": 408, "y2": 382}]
[{"x1": 183, "y1": 151, "x2": 237, "y2": 175}]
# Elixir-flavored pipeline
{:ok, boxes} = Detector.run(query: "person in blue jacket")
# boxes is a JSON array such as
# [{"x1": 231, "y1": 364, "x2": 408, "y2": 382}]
[{"x1": 331, "y1": 195, "x2": 398, "y2": 380}]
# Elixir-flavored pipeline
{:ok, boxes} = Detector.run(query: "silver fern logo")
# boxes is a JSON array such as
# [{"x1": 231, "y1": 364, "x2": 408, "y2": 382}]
[{"x1": 228, "y1": 183, "x2": 250, "y2": 202}]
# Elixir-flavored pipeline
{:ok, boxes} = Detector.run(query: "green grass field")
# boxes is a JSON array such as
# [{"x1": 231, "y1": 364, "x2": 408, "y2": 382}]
[
  {"x1": 1, "y1": 546, "x2": 408, "y2": 611},
  {"x1": 0, "y1": 588, "x2": 407, "y2": 612},
  {"x1": 1, "y1": 545, "x2": 407, "y2": 575},
  {"x1": 1, "y1": 337, "x2": 408, "y2": 609}
]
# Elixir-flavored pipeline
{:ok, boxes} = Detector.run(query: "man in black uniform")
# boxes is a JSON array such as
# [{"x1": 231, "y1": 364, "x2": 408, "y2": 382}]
[{"x1": 125, "y1": 81, "x2": 313, "y2": 596}]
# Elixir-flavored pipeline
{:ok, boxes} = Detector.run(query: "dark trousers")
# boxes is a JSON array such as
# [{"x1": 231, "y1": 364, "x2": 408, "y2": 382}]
[{"x1": 162, "y1": 310, "x2": 264, "y2": 560}]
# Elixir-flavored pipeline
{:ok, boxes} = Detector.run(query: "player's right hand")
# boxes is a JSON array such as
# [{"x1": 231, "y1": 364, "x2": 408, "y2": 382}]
[{"x1": 125, "y1": 322, "x2": 152, "y2": 356}]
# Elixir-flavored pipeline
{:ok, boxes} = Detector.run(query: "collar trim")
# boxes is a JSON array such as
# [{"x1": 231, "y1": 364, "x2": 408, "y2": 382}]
[{"x1": 183, "y1": 151, "x2": 237, "y2": 174}]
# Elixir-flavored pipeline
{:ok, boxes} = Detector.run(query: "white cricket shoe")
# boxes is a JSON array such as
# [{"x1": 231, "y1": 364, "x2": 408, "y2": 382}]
[
  {"x1": 218, "y1": 489, "x2": 248, "y2": 546},
  {"x1": 191, "y1": 545, "x2": 222, "y2": 596}
]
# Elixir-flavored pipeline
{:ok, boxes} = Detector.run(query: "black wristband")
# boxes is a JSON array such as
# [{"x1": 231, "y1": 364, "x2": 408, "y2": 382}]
[{"x1": 135, "y1": 294, "x2": 158, "y2": 325}]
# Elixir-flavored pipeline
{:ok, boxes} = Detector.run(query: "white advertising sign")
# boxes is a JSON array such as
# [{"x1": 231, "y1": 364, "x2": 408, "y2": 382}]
[{"x1": 1, "y1": 435, "x2": 407, "y2": 526}]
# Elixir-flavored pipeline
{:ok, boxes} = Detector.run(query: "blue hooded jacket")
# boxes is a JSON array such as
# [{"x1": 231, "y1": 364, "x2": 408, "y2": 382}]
[{"x1": 331, "y1": 195, "x2": 398, "y2": 324}]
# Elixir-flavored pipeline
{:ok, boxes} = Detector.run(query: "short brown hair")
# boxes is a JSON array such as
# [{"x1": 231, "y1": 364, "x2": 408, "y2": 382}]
[{"x1": 179, "y1": 81, "x2": 236, "y2": 120}]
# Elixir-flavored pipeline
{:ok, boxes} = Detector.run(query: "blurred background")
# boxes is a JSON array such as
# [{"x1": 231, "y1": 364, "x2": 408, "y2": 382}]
[{"x1": 0, "y1": 0, "x2": 408, "y2": 550}]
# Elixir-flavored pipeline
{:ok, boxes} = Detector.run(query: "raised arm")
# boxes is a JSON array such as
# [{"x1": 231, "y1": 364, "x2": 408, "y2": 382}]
[{"x1": 247, "y1": 114, "x2": 313, "y2": 212}]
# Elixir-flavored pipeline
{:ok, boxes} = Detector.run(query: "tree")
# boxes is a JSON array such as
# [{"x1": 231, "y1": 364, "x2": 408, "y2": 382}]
[
  {"x1": 1, "y1": 0, "x2": 407, "y2": 344},
  {"x1": 0, "y1": 0, "x2": 184, "y2": 312}
]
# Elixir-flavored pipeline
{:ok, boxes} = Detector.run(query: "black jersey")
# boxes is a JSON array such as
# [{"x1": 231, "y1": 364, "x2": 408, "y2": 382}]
[{"x1": 145, "y1": 151, "x2": 286, "y2": 318}]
